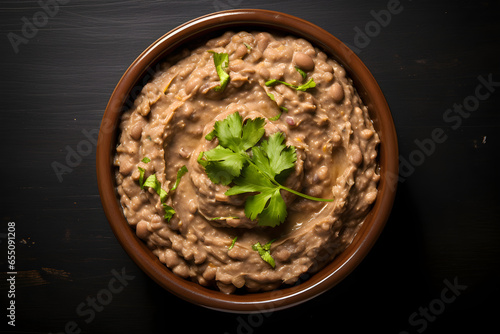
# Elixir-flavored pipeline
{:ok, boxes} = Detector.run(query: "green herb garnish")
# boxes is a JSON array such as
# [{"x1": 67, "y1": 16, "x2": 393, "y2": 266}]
[
  {"x1": 162, "y1": 203, "x2": 175, "y2": 222},
  {"x1": 267, "y1": 93, "x2": 288, "y2": 120},
  {"x1": 252, "y1": 240, "x2": 275, "y2": 268},
  {"x1": 243, "y1": 42, "x2": 252, "y2": 50},
  {"x1": 141, "y1": 157, "x2": 151, "y2": 163},
  {"x1": 198, "y1": 112, "x2": 333, "y2": 227},
  {"x1": 265, "y1": 78, "x2": 316, "y2": 92},
  {"x1": 295, "y1": 66, "x2": 307, "y2": 79},
  {"x1": 138, "y1": 167, "x2": 146, "y2": 189},
  {"x1": 228, "y1": 236, "x2": 238, "y2": 250},
  {"x1": 143, "y1": 174, "x2": 168, "y2": 203},
  {"x1": 208, "y1": 51, "x2": 230, "y2": 92},
  {"x1": 137, "y1": 166, "x2": 188, "y2": 222},
  {"x1": 199, "y1": 112, "x2": 265, "y2": 185},
  {"x1": 170, "y1": 165, "x2": 188, "y2": 192},
  {"x1": 268, "y1": 113, "x2": 281, "y2": 121},
  {"x1": 210, "y1": 216, "x2": 239, "y2": 221},
  {"x1": 265, "y1": 66, "x2": 316, "y2": 91}
]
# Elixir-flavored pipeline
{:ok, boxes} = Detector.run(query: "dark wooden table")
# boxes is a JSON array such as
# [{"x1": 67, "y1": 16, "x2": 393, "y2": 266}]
[{"x1": 1, "y1": 0, "x2": 499, "y2": 333}]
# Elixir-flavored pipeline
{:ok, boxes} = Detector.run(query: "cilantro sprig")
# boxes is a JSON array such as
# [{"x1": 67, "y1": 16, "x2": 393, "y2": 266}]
[{"x1": 198, "y1": 112, "x2": 333, "y2": 227}]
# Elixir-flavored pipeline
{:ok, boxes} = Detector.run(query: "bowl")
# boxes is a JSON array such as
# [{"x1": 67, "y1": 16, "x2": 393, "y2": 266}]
[{"x1": 96, "y1": 9, "x2": 398, "y2": 313}]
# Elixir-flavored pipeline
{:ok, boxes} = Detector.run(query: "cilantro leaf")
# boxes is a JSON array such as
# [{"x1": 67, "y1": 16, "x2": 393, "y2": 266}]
[
  {"x1": 256, "y1": 190, "x2": 287, "y2": 227},
  {"x1": 252, "y1": 240, "x2": 276, "y2": 268},
  {"x1": 199, "y1": 112, "x2": 265, "y2": 185},
  {"x1": 225, "y1": 151, "x2": 289, "y2": 227},
  {"x1": 225, "y1": 163, "x2": 275, "y2": 196},
  {"x1": 253, "y1": 132, "x2": 296, "y2": 180},
  {"x1": 141, "y1": 157, "x2": 151, "y2": 163},
  {"x1": 162, "y1": 203, "x2": 175, "y2": 222},
  {"x1": 213, "y1": 112, "x2": 265, "y2": 154},
  {"x1": 208, "y1": 51, "x2": 229, "y2": 92},
  {"x1": 159, "y1": 189, "x2": 168, "y2": 203},
  {"x1": 296, "y1": 78, "x2": 316, "y2": 91},
  {"x1": 268, "y1": 113, "x2": 281, "y2": 121},
  {"x1": 142, "y1": 174, "x2": 159, "y2": 189},
  {"x1": 198, "y1": 146, "x2": 247, "y2": 185},
  {"x1": 143, "y1": 174, "x2": 168, "y2": 202},
  {"x1": 170, "y1": 165, "x2": 188, "y2": 192}
]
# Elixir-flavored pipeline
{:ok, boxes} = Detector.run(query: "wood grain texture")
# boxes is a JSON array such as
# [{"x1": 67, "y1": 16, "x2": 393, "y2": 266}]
[{"x1": 1, "y1": 0, "x2": 499, "y2": 333}]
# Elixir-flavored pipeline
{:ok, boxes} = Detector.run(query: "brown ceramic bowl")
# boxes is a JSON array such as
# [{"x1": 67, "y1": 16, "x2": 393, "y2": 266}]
[{"x1": 96, "y1": 9, "x2": 398, "y2": 313}]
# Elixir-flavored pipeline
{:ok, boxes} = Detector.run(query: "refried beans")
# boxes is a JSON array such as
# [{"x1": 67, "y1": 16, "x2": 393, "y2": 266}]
[{"x1": 114, "y1": 31, "x2": 380, "y2": 294}]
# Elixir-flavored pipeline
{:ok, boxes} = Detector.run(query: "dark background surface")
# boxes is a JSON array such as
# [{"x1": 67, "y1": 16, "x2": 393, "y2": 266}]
[{"x1": 1, "y1": 0, "x2": 499, "y2": 333}]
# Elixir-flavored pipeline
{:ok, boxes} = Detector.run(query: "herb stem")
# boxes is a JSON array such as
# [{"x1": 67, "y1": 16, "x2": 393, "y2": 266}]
[
  {"x1": 245, "y1": 156, "x2": 334, "y2": 202},
  {"x1": 278, "y1": 185, "x2": 334, "y2": 202}
]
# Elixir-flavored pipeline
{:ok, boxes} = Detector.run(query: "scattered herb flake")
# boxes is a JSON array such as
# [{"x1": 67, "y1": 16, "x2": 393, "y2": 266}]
[
  {"x1": 295, "y1": 66, "x2": 307, "y2": 79},
  {"x1": 268, "y1": 113, "x2": 281, "y2": 121},
  {"x1": 228, "y1": 236, "x2": 238, "y2": 250},
  {"x1": 162, "y1": 203, "x2": 175, "y2": 222},
  {"x1": 159, "y1": 188, "x2": 168, "y2": 203},
  {"x1": 265, "y1": 78, "x2": 316, "y2": 92},
  {"x1": 252, "y1": 240, "x2": 275, "y2": 268},
  {"x1": 142, "y1": 157, "x2": 151, "y2": 163},
  {"x1": 143, "y1": 174, "x2": 168, "y2": 202},
  {"x1": 210, "y1": 216, "x2": 240, "y2": 221},
  {"x1": 143, "y1": 174, "x2": 160, "y2": 191},
  {"x1": 208, "y1": 51, "x2": 230, "y2": 92},
  {"x1": 266, "y1": 93, "x2": 288, "y2": 121},
  {"x1": 138, "y1": 166, "x2": 177, "y2": 221},
  {"x1": 170, "y1": 165, "x2": 188, "y2": 192},
  {"x1": 296, "y1": 78, "x2": 316, "y2": 91},
  {"x1": 138, "y1": 167, "x2": 146, "y2": 189}
]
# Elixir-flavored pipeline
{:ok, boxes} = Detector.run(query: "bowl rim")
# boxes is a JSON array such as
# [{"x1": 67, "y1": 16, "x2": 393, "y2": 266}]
[{"x1": 96, "y1": 8, "x2": 399, "y2": 313}]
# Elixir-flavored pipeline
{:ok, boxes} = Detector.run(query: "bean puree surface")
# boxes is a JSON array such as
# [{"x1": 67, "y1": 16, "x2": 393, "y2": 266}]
[{"x1": 115, "y1": 31, "x2": 380, "y2": 293}]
